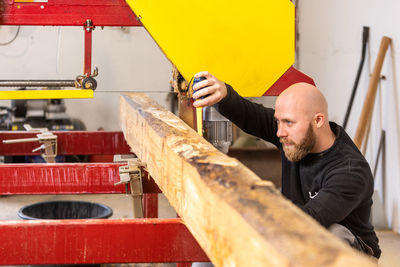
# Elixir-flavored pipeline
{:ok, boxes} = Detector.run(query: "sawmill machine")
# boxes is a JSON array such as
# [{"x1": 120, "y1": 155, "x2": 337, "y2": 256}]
[
  {"x1": 0, "y1": 0, "x2": 313, "y2": 154},
  {"x1": 0, "y1": 0, "x2": 317, "y2": 266}
]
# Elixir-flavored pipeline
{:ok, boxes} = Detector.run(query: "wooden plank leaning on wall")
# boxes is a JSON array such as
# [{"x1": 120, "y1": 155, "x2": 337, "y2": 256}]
[
  {"x1": 354, "y1": 36, "x2": 391, "y2": 150},
  {"x1": 120, "y1": 93, "x2": 377, "y2": 267}
]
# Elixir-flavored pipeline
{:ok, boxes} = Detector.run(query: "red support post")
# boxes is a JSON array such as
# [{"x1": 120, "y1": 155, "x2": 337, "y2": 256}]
[
  {"x1": 143, "y1": 193, "x2": 159, "y2": 218},
  {"x1": 84, "y1": 20, "x2": 93, "y2": 76},
  {"x1": 0, "y1": 218, "x2": 209, "y2": 265}
]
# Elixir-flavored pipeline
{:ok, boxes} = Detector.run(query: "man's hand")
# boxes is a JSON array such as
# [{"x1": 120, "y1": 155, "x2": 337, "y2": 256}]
[{"x1": 192, "y1": 71, "x2": 227, "y2": 107}]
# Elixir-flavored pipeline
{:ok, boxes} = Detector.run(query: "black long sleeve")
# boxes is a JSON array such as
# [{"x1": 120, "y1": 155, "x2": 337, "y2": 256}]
[{"x1": 218, "y1": 84, "x2": 280, "y2": 147}]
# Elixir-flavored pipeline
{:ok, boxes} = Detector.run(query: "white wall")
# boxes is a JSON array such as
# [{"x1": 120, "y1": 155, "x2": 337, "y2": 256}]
[
  {"x1": 298, "y1": 0, "x2": 400, "y2": 232},
  {"x1": 0, "y1": 26, "x2": 172, "y2": 130}
]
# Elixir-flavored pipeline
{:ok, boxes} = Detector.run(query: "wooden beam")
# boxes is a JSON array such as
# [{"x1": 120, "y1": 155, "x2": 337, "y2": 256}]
[
  {"x1": 120, "y1": 93, "x2": 377, "y2": 267},
  {"x1": 354, "y1": 36, "x2": 391, "y2": 149}
]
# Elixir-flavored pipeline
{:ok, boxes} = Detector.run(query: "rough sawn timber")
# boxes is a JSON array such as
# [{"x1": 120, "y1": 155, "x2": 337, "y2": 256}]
[{"x1": 120, "y1": 93, "x2": 377, "y2": 267}]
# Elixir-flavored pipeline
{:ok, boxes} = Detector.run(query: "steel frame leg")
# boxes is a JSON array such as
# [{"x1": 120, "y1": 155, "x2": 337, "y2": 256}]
[{"x1": 143, "y1": 193, "x2": 158, "y2": 218}]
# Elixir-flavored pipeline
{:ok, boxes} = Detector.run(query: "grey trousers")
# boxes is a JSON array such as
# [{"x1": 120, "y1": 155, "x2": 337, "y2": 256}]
[
  {"x1": 328, "y1": 223, "x2": 374, "y2": 256},
  {"x1": 191, "y1": 263, "x2": 214, "y2": 267}
]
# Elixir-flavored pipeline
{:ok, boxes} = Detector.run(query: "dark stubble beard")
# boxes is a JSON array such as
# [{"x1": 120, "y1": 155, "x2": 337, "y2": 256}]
[{"x1": 280, "y1": 123, "x2": 316, "y2": 162}]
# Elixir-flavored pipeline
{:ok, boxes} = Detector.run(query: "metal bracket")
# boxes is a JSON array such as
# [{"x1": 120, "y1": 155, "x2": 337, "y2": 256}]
[
  {"x1": 114, "y1": 154, "x2": 146, "y2": 218},
  {"x1": 3, "y1": 124, "x2": 57, "y2": 163},
  {"x1": 75, "y1": 67, "x2": 98, "y2": 90}
]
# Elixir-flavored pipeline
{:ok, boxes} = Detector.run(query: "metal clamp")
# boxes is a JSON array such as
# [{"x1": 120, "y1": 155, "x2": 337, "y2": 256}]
[
  {"x1": 84, "y1": 19, "x2": 95, "y2": 33},
  {"x1": 114, "y1": 154, "x2": 146, "y2": 218},
  {"x1": 3, "y1": 124, "x2": 57, "y2": 163}
]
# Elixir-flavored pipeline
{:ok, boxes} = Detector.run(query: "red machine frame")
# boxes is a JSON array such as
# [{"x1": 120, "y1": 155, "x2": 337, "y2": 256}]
[
  {"x1": 0, "y1": 131, "x2": 209, "y2": 265},
  {"x1": 0, "y1": 2, "x2": 208, "y2": 264}
]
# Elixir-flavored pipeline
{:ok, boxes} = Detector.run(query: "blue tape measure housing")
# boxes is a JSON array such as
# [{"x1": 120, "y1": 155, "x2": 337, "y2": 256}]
[{"x1": 193, "y1": 77, "x2": 207, "y2": 99}]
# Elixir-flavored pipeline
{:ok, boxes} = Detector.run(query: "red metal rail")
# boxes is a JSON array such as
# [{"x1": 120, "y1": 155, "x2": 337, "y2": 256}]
[
  {"x1": 0, "y1": 218, "x2": 209, "y2": 265},
  {"x1": 0, "y1": 163, "x2": 161, "y2": 195},
  {"x1": 0, "y1": 0, "x2": 141, "y2": 26},
  {"x1": 0, "y1": 131, "x2": 131, "y2": 155}
]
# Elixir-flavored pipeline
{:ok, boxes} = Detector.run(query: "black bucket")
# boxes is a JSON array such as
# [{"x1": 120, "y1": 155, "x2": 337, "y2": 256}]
[
  {"x1": 18, "y1": 200, "x2": 113, "y2": 220},
  {"x1": 18, "y1": 200, "x2": 113, "y2": 267}
]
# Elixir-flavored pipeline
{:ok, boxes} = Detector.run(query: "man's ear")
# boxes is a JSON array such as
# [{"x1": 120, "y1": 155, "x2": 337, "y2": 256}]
[{"x1": 314, "y1": 113, "x2": 325, "y2": 129}]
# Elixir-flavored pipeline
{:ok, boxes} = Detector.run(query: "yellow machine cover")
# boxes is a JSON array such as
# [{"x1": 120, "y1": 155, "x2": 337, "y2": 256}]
[{"x1": 126, "y1": 0, "x2": 295, "y2": 97}]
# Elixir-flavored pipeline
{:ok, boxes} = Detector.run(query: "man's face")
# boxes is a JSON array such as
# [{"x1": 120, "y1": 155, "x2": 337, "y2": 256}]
[
  {"x1": 280, "y1": 122, "x2": 316, "y2": 162},
  {"x1": 274, "y1": 99, "x2": 316, "y2": 162}
]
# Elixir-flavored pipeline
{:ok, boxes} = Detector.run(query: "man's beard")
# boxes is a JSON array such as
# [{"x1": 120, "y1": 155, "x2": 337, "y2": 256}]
[{"x1": 280, "y1": 123, "x2": 316, "y2": 162}]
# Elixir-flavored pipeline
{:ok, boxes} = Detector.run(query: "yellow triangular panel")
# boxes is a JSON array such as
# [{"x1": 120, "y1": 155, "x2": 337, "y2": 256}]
[{"x1": 127, "y1": 0, "x2": 294, "y2": 97}]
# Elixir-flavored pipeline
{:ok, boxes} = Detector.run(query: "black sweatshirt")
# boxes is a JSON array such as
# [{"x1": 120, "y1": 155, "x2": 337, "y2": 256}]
[{"x1": 218, "y1": 84, "x2": 381, "y2": 258}]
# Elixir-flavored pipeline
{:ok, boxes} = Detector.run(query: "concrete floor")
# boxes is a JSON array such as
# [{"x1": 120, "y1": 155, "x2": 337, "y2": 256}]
[
  {"x1": 376, "y1": 230, "x2": 400, "y2": 267},
  {"x1": 0, "y1": 194, "x2": 399, "y2": 266}
]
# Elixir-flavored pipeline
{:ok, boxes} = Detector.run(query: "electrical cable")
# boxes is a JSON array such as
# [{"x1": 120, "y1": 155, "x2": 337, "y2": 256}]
[
  {"x1": 343, "y1": 26, "x2": 370, "y2": 129},
  {"x1": 56, "y1": 26, "x2": 62, "y2": 73},
  {"x1": 373, "y1": 130, "x2": 385, "y2": 178},
  {"x1": 0, "y1": 26, "x2": 21, "y2": 46},
  {"x1": 182, "y1": 76, "x2": 193, "y2": 93}
]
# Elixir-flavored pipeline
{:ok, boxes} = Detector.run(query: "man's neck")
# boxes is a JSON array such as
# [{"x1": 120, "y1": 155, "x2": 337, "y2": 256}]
[{"x1": 312, "y1": 129, "x2": 336, "y2": 153}]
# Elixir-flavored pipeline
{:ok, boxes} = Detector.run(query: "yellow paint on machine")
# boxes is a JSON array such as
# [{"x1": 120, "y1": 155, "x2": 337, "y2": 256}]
[
  {"x1": 0, "y1": 90, "x2": 94, "y2": 100},
  {"x1": 126, "y1": 0, "x2": 295, "y2": 97},
  {"x1": 196, "y1": 107, "x2": 203, "y2": 136},
  {"x1": 14, "y1": 0, "x2": 48, "y2": 2}
]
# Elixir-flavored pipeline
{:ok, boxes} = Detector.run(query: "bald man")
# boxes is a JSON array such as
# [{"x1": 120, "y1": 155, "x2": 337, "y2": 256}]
[{"x1": 192, "y1": 72, "x2": 381, "y2": 258}]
